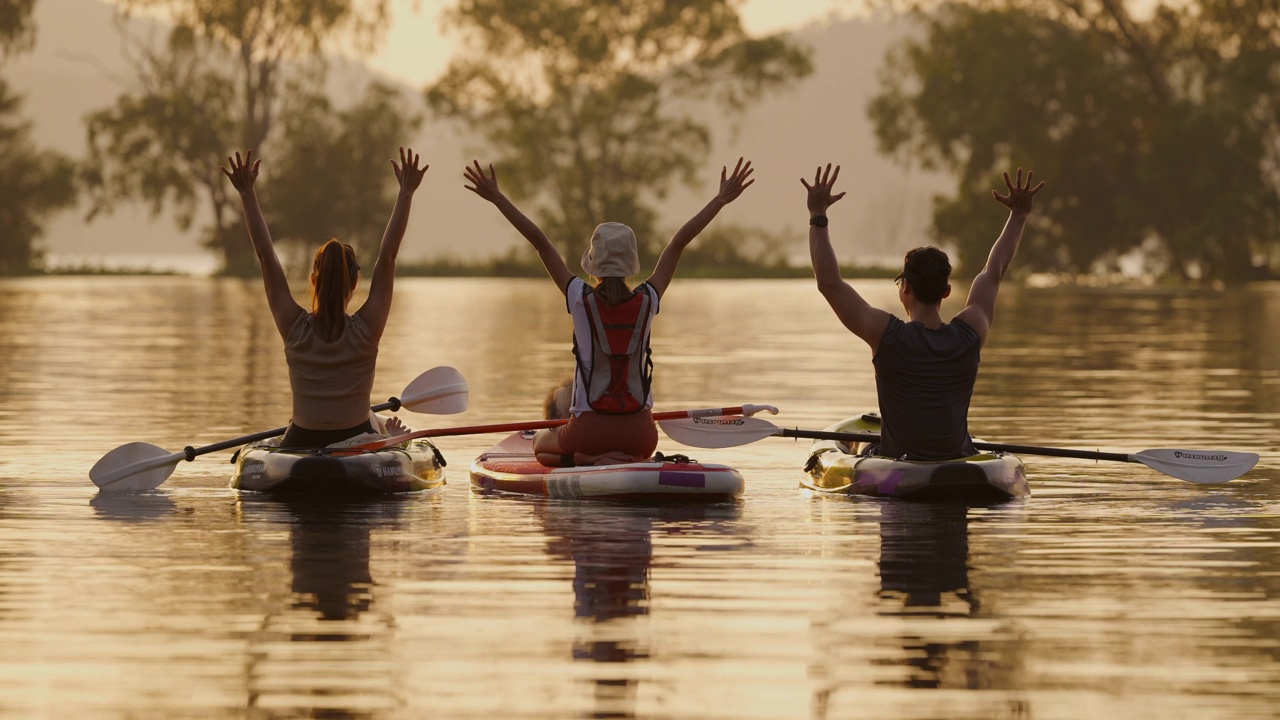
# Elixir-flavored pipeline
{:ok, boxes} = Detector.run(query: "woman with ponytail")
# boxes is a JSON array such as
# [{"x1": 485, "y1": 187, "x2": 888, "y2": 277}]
[
  {"x1": 463, "y1": 158, "x2": 755, "y2": 467},
  {"x1": 222, "y1": 147, "x2": 428, "y2": 448}
]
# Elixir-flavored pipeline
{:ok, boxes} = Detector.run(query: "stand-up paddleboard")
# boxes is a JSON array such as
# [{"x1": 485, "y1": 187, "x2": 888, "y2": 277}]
[{"x1": 470, "y1": 431, "x2": 744, "y2": 502}]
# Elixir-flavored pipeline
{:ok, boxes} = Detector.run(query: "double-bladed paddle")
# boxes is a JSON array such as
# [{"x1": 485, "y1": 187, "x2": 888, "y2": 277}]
[
  {"x1": 658, "y1": 415, "x2": 1260, "y2": 484},
  {"x1": 349, "y1": 403, "x2": 780, "y2": 452},
  {"x1": 89, "y1": 366, "x2": 469, "y2": 493}
]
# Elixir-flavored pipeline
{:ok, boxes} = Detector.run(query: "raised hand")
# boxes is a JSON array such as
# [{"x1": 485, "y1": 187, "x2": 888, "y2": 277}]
[
  {"x1": 801, "y1": 163, "x2": 847, "y2": 216},
  {"x1": 391, "y1": 146, "x2": 428, "y2": 194},
  {"x1": 462, "y1": 160, "x2": 504, "y2": 204},
  {"x1": 992, "y1": 168, "x2": 1045, "y2": 216},
  {"x1": 220, "y1": 150, "x2": 261, "y2": 195},
  {"x1": 714, "y1": 157, "x2": 755, "y2": 206}
]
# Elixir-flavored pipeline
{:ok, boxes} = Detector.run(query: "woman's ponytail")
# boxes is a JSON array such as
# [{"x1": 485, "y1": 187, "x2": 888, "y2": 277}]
[{"x1": 310, "y1": 239, "x2": 359, "y2": 341}]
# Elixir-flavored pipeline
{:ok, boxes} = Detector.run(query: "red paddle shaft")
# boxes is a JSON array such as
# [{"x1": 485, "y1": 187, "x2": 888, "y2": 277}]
[{"x1": 351, "y1": 404, "x2": 779, "y2": 452}]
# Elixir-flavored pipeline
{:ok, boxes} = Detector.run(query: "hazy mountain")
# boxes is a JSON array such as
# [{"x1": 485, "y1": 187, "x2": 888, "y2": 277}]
[{"x1": 7, "y1": 0, "x2": 948, "y2": 271}]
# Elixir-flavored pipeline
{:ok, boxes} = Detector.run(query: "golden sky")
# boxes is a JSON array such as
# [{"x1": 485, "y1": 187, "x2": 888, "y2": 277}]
[{"x1": 366, "y1": 0, "x2": 860, "y2": 86}]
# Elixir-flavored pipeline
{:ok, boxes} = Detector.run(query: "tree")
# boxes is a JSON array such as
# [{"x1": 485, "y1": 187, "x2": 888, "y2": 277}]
[
  {"x1": 84, "y1": 0, "x2": 389, "y2": 276},
  {"x1": 667, "y1": 224, "x2": 793, "y2": 277},
  {"x1": 869, "y1": 1, "x2": 1280, "y2": 281},
  {"x1": 0, "y1": 0, "x2": 36, "y2": 58},
  {"x1": 427, "y1": 0, "x2": 811, "y2": 257},
  {"x1": 0, "y1": 0, "x2": 77, "y2": 274},
  {"x1": 264, "y1": 81, "x2": 423, "y2": 268}
]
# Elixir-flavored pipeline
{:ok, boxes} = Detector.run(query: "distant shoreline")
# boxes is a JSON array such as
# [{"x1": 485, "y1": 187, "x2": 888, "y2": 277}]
[{"x1": 29, "y1": 255, "x2": 900, "y2": 280}]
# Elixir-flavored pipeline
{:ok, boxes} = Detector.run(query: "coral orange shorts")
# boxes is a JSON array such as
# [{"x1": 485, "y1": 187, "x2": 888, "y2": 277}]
[{"x1": 555, "y1": 409, "x2": 658, "y2": 459}]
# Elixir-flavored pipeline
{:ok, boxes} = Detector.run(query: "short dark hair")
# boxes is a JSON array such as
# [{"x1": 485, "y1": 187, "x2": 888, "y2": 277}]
[{"x1": 896, "y1": 246, "x2": 951, "y2": 304}]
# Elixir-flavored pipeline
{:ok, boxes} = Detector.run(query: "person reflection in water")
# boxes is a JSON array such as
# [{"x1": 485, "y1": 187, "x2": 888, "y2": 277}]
[
  {"x1": 289, "y1": 505, "x2": 377, "y2": 621},
  {"x1": 542, "y1": 503, "x2": 654, "y2": 716},
  {"x1": 242, "y1": 498, "x2": 406, "y2": 717},
  {"x1": 872, "y1": 503, "x2": 1028, "y2": 696},
  {"x1": 877, "y1": 503, "x2": 975, "y2": 615},
  {"x1": 803, "y1": 164, "x2": 1045, "y2": 461}
]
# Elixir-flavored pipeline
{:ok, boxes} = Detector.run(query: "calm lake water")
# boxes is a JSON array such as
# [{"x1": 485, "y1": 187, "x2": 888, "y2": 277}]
[{"x1": 0, "y1": 276, "x2": 1277, "y2": 719}]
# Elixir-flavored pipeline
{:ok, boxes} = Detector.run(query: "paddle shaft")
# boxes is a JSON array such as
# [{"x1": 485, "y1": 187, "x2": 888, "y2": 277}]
[
  {"x1": 177, "y1": 398, "x2": 403, "y2": 462},
  {"x1": 782, "y1": 428, "x2": 1134, "y2": 463},
  {"x1": 355, "y1": 404, "x2": 770, "y2": 452}
]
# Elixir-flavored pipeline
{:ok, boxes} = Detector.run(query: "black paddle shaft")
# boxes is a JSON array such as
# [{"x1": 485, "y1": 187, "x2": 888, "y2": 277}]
[
  {"x1": 781, "y1": 429, "x2": 1133, "y2": 463},
  {"x1": 182, "y1": 397, "x2": 403, "y2": 461}
]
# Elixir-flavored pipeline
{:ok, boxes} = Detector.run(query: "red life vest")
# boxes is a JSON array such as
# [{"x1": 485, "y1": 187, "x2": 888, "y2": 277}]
[{"x1": 574, "y1": 284, "x2": 654, "y2": 414}]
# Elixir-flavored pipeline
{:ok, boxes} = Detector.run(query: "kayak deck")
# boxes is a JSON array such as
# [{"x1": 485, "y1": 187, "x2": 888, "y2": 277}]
[
  {"x1": 803, "y1": 414, "x2": 1028, "y2": 503},
  {"x1": 231, "y1": 438, "x2": 446, "y2": 495},
  {"x1": 470, "y1": 431, "x2": 744, "y2": 502}
]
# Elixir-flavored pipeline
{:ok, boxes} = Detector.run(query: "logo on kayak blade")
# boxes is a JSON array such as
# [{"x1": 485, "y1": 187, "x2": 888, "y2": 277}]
[
  {"x1": 692, "y1": 416, "x2": 746, "y2": 427},
  {"x1": 1174, "y1": 451, "x2": 1228, "y2": 461}
]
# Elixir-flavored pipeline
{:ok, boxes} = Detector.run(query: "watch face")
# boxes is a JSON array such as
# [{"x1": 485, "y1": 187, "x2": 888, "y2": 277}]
[{"x1": 810, "y1": 215, "x2": 828, "y2": 227}]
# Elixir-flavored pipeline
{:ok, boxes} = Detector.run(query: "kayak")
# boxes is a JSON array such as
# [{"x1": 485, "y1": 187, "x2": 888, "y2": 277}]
[
  {"x1": 470, "y1": 431, "x2": 744, "y2": 502},
  {"x1": 802, "y1": 414, "x2": 1028, "y2": 502},
  {"x1": 231, "y1": 438, "x2": 446, "y2": 495}
]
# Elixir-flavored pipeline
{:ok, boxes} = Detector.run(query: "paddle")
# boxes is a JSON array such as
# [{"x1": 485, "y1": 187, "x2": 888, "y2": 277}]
[
  {"x1": 89, "y1": 366, "x2": 469, "y2": 493},
  {"x1": 349, "y1": 403, "x2": 781, "y2": 452},
  {"x1": 658, "y1": 416, "x2": 1260, "y2": 484}
]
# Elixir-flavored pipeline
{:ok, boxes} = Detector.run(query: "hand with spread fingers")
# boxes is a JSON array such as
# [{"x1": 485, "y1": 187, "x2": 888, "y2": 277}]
[
  {"x1": 992, "y1": 168, "x2": 1045, "y2": 216},
  {"x1": 801, "y1": 163, "x2": 847, "y2": 216},
  {"x1": 462, "y1": 160, "x2": 505, "y2": 205},
  {"x1": 221, "y1": 150, "x2": 261, "y2": 196},
  {"x1": 713, "y1": 157, "x2": 755, "y2": 207},
  {"x1": 392, "y1": 147, "x2": 428, "y2": 195}
]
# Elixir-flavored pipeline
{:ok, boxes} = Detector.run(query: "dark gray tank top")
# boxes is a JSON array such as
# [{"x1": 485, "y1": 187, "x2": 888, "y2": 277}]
[{"x1": 872, "y1": 316, "x2": 980, "y2": 460}]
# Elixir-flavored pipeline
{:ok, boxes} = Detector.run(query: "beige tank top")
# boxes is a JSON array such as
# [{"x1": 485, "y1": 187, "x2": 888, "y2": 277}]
[{"x1": 284, "y1": 313, "x2": 379, "y2": 429}]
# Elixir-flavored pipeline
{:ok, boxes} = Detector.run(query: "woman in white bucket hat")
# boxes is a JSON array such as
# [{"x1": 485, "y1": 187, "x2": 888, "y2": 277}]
[{"x1": 464, "y1": 158, "x2": 755, "y2": 466}]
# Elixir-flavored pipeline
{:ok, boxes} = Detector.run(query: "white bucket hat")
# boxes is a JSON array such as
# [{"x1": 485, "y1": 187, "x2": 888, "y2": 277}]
[{"x1": 580, "y1": 222, "x2": 640, "y2": 278}]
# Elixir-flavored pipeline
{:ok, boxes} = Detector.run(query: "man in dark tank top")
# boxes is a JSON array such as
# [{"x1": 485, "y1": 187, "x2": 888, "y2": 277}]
[{"x1": 801, "y1": 164, "x2": 1045, "y2": 460}]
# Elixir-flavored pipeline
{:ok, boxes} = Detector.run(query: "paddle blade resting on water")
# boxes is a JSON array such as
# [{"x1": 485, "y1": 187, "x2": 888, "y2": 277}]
[
  {"x1": 400, "y1": 366, "x2": 469, "y2": 414},
  {"x1": 90, "y1": 442, "x2": 183, "y2": 493},
  {"x1": 1132, "y1": 449, "x2": 1261, "y2": 484}
]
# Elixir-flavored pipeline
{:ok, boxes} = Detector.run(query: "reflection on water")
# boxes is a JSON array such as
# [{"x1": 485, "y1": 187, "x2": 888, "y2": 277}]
[
  {"x1": 808, "y1": 499, "x2": 1031, "y2": 719},
  {"x1": 543, "y1": 503, "x2": 654, "y2": 718},
  {"x1": 538, "y1": 501, "x2": 745, "y2": 718},
  {"x1": 0, "y1": 277, "x2": 1277, "y2": 718},
  {"x1": 236, "y1": 495, "x2": 419, "y2": 717},
  {"x1": 877, "y1": 502, "x2": 976, "y2": 617},
  {"x1": 90, "y1": 491, "x2": 178, "y2": 522}
]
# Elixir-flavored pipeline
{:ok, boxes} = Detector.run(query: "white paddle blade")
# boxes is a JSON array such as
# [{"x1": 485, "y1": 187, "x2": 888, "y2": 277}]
[
  {"x1": 659, "y1": 416, "x2": 782, "y2": 448},
  {"x1": 400, "y1": 366, "x2": 469, "y2": 415},
  {"x1": 1134, "y1": 449, "x2": 1261, "y2": 484},
  {"x1": 90, "y1": 442, "x2": 182, "y2": 492}
]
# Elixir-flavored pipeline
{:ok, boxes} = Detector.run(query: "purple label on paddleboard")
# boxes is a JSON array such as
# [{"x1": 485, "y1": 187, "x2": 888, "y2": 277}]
[{"x1": 658, "y1": 471, "x2": 705, "y2": 488}]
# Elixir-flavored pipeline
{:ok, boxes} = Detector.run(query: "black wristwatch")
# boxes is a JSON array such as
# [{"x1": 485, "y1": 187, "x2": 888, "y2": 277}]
[{"x1": 809, "y1": 215, "x2": 829, "y2": 227}]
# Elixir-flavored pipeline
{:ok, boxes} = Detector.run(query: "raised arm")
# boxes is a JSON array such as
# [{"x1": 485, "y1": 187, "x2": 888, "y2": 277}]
[
  {"x1": 356, "y1": 147, "x2": 428, "y2": 342},
  {"x1": 955, "y1": 168, "x2": 1045, "y2": 345},
  {"x1": 804, "y1": 164, "x2": 892, "y2": 351},
  {"x1": 221, "y1": 150, "x2": 303, "y2": 339},
  {"x1": 646, "y1": 158, "x2": 754, "y2": 298},
  {"x1": 463, "y1": 161, "x2": 575, "y2": 294}
]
